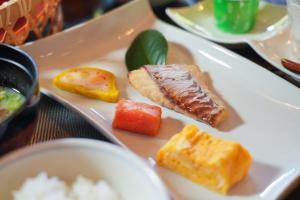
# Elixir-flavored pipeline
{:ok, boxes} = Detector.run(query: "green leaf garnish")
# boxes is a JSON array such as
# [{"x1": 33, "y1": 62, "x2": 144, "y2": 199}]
[{"x1": 125, "y1": 29, "x2": 168, "y2": 71}]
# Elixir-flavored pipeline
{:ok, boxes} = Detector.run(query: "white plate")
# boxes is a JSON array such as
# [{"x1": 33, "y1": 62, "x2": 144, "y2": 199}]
[
  {"x1": 166, "y1": 0, "x2": 288, "y2": 45},
  {"x1": 249, "y1": 26, "x2": 300, "y2": 81},
  {"x1": 166, "y1": 1, "x2": 300, "y2": 81},
  {"x1": 21, "y1": 0, "x2": 300, "y2": 200}
]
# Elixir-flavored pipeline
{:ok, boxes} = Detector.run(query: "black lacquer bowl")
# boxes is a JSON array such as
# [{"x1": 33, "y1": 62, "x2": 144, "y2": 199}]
[{"x1": 0, "y1": 44, "x2": 39, "y2": 138}]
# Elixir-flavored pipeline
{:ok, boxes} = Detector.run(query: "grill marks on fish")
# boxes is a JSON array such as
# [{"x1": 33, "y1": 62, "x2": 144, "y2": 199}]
[{"x1": 144, "y1": 65, "x2": 223, "y2": 126}]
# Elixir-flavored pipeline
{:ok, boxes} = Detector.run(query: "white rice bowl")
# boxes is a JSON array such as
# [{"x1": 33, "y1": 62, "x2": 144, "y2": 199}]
[{"x1": 0, "y1": 139, "x2": 170, "y2": 200}]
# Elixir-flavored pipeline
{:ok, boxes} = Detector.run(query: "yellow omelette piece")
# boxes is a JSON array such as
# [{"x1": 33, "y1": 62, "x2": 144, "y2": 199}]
[
  {"x1": 53, "y1": 67, "x2": 119, "y2": 102},
  {"x1": 157, "y1": 124, "x2": 252, "y2": 194}
]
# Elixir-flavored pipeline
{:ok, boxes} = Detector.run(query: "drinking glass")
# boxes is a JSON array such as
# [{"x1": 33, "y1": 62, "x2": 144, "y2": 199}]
[
  {"x1": 287, "y1": 0, "x2": 300, "y2": 59},
  {"x1": 214, "y1": 0, "x2": 260, "y2": 33}
]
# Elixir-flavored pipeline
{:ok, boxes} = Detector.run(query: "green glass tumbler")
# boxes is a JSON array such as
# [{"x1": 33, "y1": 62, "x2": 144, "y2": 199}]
[{"x1": 214, "y1": 0, "x2": 259, "y2": 33}]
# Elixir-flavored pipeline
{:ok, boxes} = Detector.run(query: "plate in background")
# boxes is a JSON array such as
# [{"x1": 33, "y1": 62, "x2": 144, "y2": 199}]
[
  {"x1": 21, "y1": 0, "x2": 300, "y2": 200},
  {"x1": 166, "y1": 1, "x2": 300, "y2": 81},
  {"x1": 166, "y1": 0, "x2": 288, "y2": 45},
  {"x1": 249, "y1": 26, "x2": 300, "y2": 81}
]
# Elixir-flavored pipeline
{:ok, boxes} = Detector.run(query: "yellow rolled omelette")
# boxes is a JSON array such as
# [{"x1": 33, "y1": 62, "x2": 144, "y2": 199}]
[{"x1": 157, "y1": 124, "x2": 252, "y2": 194}]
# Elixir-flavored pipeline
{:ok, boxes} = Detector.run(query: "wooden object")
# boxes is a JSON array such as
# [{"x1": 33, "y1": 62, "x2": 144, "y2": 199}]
[{"x1": 0, "y1": 0, "x2": 62, "y2": 45}]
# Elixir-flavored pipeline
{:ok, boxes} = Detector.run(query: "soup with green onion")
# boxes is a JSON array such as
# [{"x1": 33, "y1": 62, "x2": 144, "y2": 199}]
[{"x1": 0, "y1": 87, "x2": 25, "y2": 123}]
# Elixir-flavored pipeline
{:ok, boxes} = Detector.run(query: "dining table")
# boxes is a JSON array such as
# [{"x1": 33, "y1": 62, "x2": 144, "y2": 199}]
[{"x1": 0, "y1": 0, "x2": 299, "y2": 199}]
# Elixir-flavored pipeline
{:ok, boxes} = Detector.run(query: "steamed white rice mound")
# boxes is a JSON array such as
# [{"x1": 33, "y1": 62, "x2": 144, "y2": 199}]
[{"x1": 13, "y1": 172, "x2": 120, "y2": 200}]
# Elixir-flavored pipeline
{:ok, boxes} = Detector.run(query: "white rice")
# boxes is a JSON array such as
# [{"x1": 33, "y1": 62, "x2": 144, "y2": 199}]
[{"x1": 13, "y1": 172, "x2": 120, "y2": 200}]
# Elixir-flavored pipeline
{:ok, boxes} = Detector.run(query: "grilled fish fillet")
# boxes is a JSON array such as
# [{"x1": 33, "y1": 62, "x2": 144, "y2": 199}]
[{"x1": 128, "y1": 64, "x2": 227, "y2": 127}]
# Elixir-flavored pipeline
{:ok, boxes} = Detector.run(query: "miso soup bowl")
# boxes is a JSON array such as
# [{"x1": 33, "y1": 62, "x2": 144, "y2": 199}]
[{"x1": 0, "y1": 44, "x2": 39, "y2": 138}]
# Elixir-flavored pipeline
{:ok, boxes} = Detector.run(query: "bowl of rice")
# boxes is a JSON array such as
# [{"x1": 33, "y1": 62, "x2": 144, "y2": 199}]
[{"x1": 0, "y1": 138, "x2": 171, "y2": 200}]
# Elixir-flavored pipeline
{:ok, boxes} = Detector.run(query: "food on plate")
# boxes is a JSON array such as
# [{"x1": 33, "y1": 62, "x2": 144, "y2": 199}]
[
  {"x1": 129, "y1": 64, "x2": 227, "y2": 127},
  {"x1": 112, "y1": 99, "x2": 162, "y2": 136},
  {"x1": 125, "y1": 29, "x2": 168, "y2": 71},
  {"x1": 157, "y1": 124, "x2": 252, "y2": 194},
  {"x1": 13, "y1": 172, "x2": 120, "y2": 200},
  {"x1": 281, "y1": 58, "x2": 300, "y2": 74},
  {"x1": 53, "y1": 67, "x2": 119, "y2": 102},
  {"x1": 0, "y1": 86, "x2": 25, "y2": 123}
]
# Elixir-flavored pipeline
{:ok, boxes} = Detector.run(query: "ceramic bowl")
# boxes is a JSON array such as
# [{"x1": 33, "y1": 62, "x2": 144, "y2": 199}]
[
  {"x1": 0, "y1": 138, "x2": 170, "y2": 200},
  {"x1": 0, "y1": 44, "x2": 39, "y2": 139}
]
